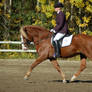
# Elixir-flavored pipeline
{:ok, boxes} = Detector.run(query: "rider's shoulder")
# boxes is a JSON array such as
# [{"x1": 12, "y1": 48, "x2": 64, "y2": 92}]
[{"x1": 59, "y1": 11, "x2": 64, "y2": 16}]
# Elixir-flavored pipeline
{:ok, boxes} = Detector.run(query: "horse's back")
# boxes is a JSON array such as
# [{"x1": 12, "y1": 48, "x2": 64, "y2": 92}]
[{"x1": 73, "y1": 34, "x2": 92, "y2": 42}]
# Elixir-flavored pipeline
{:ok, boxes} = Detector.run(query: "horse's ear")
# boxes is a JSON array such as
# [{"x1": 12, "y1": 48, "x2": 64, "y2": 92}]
[{"x1": 20, "y1": 26, "x2": 28, "y2": 40}]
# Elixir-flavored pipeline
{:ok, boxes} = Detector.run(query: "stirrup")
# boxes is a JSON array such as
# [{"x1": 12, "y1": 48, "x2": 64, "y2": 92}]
[{"x1": 53, "y1": 53, "x2": 60, "y2": 58}]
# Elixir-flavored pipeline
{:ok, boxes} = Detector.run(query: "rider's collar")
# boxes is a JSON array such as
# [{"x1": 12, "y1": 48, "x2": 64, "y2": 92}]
[{"x1": 57, "y1": 10, "x2": 60, "y2": 14}]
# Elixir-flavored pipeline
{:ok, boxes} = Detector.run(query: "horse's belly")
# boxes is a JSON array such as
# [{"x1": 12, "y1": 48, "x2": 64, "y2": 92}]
[{"x1": 61, "y1": 45, "x2": 77, "y2": 57}]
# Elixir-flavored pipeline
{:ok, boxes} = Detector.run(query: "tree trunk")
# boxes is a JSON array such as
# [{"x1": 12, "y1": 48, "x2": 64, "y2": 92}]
[
  {"x1": 8, "y1": 0, "x2": 12, "y2": 14},
  {"x1": 79, "y1": 8, "x2": 82, "y2": 34},
  {"x1": 4, "y1": 0, "x2": 7, "y2": 14},
  {"x1": 37, "y1": 0, "x2": 39, "y2": 6},
  {"x1": 70, "y1": 5, "x2": 73, "y2": 21}
]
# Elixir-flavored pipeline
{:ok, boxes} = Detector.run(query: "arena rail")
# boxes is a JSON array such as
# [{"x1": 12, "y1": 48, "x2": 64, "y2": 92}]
[{"x1": 0, "y1": 41, "x2": 36, "y2": 52}]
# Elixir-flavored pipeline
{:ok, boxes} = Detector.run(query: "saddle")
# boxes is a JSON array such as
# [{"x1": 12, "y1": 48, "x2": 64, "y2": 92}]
[{"x1": 51, "y1": 33, "x2": 73, "y2": 48}]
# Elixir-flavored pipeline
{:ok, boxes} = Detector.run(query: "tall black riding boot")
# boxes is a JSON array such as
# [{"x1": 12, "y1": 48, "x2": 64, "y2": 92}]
[{"x1": 53, "y1": 40, "x2": 61, "y2": 58}]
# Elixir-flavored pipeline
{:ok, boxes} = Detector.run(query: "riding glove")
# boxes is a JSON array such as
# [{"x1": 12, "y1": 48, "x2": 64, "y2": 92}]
[{"x1": 50, "y1": 29, "x2": 56, "y2": 33}]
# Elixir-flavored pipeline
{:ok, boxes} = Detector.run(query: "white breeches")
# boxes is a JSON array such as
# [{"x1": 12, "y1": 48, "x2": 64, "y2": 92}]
[{"x1": 53, "y1": 33, "x2": 65, "y2": 41}]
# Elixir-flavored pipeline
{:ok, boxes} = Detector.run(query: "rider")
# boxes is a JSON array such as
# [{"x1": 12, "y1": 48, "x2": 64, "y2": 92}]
[{"x1": 50, "y1": 2, "x2": 68, "y2": 58}]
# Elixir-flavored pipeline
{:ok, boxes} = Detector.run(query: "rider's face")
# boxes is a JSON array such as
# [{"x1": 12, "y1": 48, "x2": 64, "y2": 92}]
[{"x1": 54, "y1": 8, "x2": 61, "y2": 12}]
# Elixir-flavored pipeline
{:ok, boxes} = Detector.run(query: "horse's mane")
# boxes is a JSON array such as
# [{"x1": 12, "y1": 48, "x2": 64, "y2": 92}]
[
  {"x1": 21, "y1": 25, "x2": 52, "y2": 40},
  {"x1": 24, "y1": 25, "x2": 51, "y2": 34}
]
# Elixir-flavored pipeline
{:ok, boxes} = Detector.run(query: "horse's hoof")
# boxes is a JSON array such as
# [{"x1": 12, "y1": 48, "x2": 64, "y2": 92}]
[
  {"x1": 70, "y1": 75, "x2": 77, "y2": 82},
  {"x1": 63, "y1": 79, "x2": 67, "y2": 83},
  {"x1": 24, "y1": 76, "x2": 28, "y2": 80}
]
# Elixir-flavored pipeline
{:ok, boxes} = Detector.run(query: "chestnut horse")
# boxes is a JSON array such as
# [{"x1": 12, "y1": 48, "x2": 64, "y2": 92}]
[{"x1": 20, "y1": 25, "x2": 92, "y2": 83}]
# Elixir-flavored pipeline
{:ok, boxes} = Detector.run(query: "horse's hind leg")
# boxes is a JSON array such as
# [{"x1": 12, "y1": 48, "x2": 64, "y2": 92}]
[
  {"x1": 24, "y1": 55, "x2": 46, "y2": 80},
  {"x1": 50, "y1": 59, "x2": 66, "y2": 83},
  {"x1": 70, "y1": 56, "x2": 86, "y2": 82}
]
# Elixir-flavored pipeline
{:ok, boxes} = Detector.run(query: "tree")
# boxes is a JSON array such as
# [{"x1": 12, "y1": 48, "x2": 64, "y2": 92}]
[{"x1": 0, "y1": 0, "x2": 92, "y2": 41}]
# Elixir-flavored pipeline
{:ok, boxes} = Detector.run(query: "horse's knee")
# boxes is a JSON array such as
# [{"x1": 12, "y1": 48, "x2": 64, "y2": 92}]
[{"x1": 80, "y1": 64, "x2": 86, "y2": 71}]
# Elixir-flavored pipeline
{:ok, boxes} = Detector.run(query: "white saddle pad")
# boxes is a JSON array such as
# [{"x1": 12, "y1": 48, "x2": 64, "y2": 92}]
[{"x1": 62, "y1": 35, "x2": 73, "y2": 47}]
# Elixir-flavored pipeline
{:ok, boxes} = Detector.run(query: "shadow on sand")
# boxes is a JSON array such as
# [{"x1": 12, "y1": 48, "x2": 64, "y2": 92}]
[{"x1": 48, "y1": 80, "x2": 92, "y2": 83}]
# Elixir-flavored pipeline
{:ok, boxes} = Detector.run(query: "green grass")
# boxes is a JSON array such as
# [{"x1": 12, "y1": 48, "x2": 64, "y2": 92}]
[{"x1": 0, "y1": 52, "x2": 37, "y2": 59}]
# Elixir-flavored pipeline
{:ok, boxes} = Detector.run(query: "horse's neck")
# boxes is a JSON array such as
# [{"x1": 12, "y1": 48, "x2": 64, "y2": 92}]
[
  {"x1": 40, "y1": 32, "x2": 51, "y2": 39},
  {"x1": 33, "y1": 32, "x2": 51, "y2": 52},
  {"x1": 33, "y1": 31, "x2": 51, "y2": 43}
]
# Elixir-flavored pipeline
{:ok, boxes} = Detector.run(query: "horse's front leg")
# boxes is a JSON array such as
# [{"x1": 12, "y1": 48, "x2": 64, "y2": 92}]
[
  {"x1": 50, "y1": 59, "x2": 66, "y2": 83},
  {"x1": 24, "y1": 55, "x2": 46, "y2": 80},
  {"x1": 70, "y1": 58, "x2": 86, "y2": 82}
]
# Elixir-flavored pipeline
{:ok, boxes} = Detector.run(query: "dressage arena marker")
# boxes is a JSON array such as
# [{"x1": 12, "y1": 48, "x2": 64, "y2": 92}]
[{"x1": 0, "y1": 41, "x2": 36, "y2": 52}]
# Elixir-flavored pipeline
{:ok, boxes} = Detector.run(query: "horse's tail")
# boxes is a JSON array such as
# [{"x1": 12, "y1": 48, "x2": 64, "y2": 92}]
[{"x1": 20, "y1": 26, "x2": 28, "y2": 39}]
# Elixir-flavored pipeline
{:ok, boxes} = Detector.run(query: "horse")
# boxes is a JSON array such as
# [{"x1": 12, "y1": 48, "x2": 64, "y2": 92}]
[{"x1": 20, "y1": 25, "x2": 92, "y2": 83}]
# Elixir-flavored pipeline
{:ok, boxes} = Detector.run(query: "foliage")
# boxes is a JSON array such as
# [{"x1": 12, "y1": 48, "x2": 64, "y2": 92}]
[
  {"x1": 0, "y1": 0, "x2": 92, "y2": 59},
  {"x1": 0, "y1": 0, "x2": 92, "y2": 39},
  {"x1": 0, "y1": 52, "x2": 36, "y2": 59}
]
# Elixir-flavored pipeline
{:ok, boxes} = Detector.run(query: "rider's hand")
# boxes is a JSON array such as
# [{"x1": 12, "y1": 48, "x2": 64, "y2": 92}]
[{"x1": 50, "y1": 29, "x2": 56, "y2": 33}]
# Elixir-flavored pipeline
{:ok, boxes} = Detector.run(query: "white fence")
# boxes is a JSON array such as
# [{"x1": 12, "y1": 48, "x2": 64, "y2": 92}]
[{"x1": 0, "y1": 41, "x2": 36, "y2": 52}]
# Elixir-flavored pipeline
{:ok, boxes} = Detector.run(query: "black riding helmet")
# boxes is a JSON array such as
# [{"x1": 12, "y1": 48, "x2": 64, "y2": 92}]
[{"x1": 54, "y1": 2, "x2": 64, "y2": 8}]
